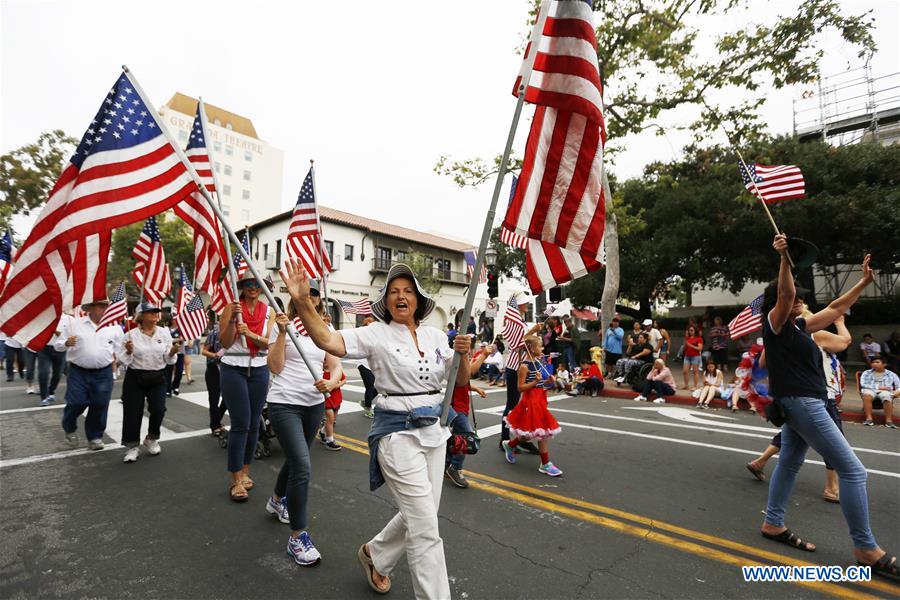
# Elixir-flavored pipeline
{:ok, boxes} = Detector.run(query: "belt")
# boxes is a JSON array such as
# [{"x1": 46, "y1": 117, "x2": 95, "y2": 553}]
[
  {"x1": 71, "y1": 363, "x2": 111, "y2": 372},
  {"x1": 381, "y1": 390, "x2": 441, "y2": 397}
]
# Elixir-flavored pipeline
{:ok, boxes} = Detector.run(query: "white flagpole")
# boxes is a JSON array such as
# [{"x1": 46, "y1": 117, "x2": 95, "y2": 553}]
[
  {"x1": 308, "y1": 160, "x2": 329, "y2": 302},
  {"x1": 123, "y1": 66, "x2": 327, "y2": 388},
  {"x1": 439, "y1": 2, "x2": 552, "y2": 423}
]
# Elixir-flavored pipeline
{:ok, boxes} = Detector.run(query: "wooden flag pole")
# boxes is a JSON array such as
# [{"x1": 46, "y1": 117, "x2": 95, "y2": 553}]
[
  {"x1": 123, "y1": 66, "x2": 327, "y2": 390},
  {"x1": 439, "y1": 1, "x2": 552, "y2": 423}
]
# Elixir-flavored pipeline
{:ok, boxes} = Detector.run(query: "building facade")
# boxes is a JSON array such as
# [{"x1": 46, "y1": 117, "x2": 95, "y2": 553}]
[
  {"x1": 158, "y1": 93, "x2": 284, "y2": 228},
  {"x1": 249, "y1": 206, "x2": 526, "y2": 331}
]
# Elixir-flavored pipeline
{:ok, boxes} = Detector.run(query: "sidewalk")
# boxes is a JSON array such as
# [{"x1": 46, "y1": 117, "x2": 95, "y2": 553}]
[{"x1": 599, "y1": 379, "x2": 898, "y2": 426}]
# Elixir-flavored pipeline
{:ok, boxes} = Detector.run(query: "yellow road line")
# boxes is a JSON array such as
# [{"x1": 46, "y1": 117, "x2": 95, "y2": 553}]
[{"x1": 332, "y1": 434, "x2": 893, "y2": 598}]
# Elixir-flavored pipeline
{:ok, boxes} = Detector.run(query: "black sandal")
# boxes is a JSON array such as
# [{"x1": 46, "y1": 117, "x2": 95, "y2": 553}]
[
  {"x1": 761, "y1": 528, "x2": 816, "y2": 552},
  {"x1": 859, "y1": 553, "x2": 900, "y2": 583},
  {"x1": 746, "y1": 462, "x2": 766, "y2": 482}
]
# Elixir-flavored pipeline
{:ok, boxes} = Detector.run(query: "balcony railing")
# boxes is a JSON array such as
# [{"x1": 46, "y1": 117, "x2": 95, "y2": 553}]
[{"x1": 370, "y1": 258, "x2": 469, "y2": 285}]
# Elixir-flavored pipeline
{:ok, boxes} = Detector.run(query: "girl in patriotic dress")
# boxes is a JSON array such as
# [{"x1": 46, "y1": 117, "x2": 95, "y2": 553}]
[{"x1": 502, "y1": 336, "x2": 563, "y2": 476}]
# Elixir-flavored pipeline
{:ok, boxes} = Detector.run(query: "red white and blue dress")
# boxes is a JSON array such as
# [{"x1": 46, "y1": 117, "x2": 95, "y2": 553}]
[{"x1": 504, "y1": 360, "x2": 561, "y2": 440}]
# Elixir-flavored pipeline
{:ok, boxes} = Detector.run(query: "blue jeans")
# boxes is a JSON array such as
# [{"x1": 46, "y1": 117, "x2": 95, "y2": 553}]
[
  {"x1": 62, "y1": 365, "x2": 113, "y2": 441},
  {"x1": 38, "y1": 346, "x2": 66, "y2": 399},
  {"x1": 220, "y1": 364, "x2": 269, "y2": 473},
  {"x1": 500, "y1": 368, "x2": 520, "y2": 441},
  {"x1": 445, "y1": 409, "x2": 474, "y2": 470},
  {"x1": 577, "y1": 376, "x2": 604, "y2": 395},
  {"x1": 563, "y1": 345, "x2": 577, "y2": 373},
  {"x1": 485, "y1": 364, "x2": 501, "y2": 383},
  {"x1": 269, "y1": 402, "x2": 325, "y2": 531},
  {"x1": 5, "y1": 346, "x2": 24, "y2": 380},
  {"x1": 765, "y1": 396, "x2": 877, "y2": 550}
]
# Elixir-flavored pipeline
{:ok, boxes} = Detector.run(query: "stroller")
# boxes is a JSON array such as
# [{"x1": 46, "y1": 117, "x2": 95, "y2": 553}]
[{"x1": 217, "y1": 403, "x2": 277, "y2": 459}]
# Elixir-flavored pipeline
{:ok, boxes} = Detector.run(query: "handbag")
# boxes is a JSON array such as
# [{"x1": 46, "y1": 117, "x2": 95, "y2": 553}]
[
  {"x1": 764, "y1": 397, "x2": 786, "y2": 427},
  {"x1": 448, "y1": 394, "x2": 481, "y2": 455}
]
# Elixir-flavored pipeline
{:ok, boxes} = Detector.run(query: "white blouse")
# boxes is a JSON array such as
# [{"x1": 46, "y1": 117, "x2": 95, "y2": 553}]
[
  {"x1": 119, "y1": 327, "x2": 178, "y2": 371},
  {"x1": 52, "y1": 316, "x2": 123, "y2": 369},
  {"x1": 221, "y1": 304, "x2": 273, "y2": 368},
  {"x1": 340, "y1": 321, "x2": 455, "y2": 447},
  {"x1": 267, "y1": 324, "x2": 329, "y2": 407}
]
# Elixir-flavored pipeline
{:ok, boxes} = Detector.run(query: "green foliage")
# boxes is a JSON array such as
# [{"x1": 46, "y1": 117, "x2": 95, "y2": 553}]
[
  {"x1": 405, "y1": 250, "x2": 443, "y2": 295},
  {"x1": 109, "y1": 214, "x2": 196, "y2": 300},
  {"x1": 0, "y1": 130, "x2": 77, "y2": 234}
]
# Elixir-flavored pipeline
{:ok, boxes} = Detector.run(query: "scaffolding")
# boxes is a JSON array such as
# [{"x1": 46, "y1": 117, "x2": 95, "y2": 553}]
[{"x1": 793, "y1": 62, "x2": 900, "y2": 146}]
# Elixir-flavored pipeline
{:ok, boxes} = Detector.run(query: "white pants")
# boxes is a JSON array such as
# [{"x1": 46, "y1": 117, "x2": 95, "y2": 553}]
[{"x1": 369, "y1": 433, "x2": 450, "y2": 600}]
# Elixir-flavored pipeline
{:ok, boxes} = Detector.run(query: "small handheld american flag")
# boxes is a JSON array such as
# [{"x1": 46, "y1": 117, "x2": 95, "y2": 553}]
[
  {"x1": 463, "y1": 250, "x2": 488, "y2": 284},
  {"x1": 739, "y1": 162, "x2": 805, "y2": 205},
  {"x1": 176, "y1": 268, "x2": 208, "y2": 341},
  {"x1": 132, "y1": 216, "x2": 171, "y2": 304},
  {"x1": 337, "y1": 298, "x2": 372, "y2": 315},
  {"x1": 97, "y1": 282, "x2": 127, "y2": 330},
  {"x1": 728, "y1": 294, "x2": 765, "y2": 339},
  {"x1": 502, "y1": 294, "x2": 526, "y2": 370}
]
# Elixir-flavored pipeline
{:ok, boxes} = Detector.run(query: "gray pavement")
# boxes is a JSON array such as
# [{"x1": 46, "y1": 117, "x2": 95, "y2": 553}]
[{"x1": 1, "y1": 361, "x2": 899, "y2": 599}]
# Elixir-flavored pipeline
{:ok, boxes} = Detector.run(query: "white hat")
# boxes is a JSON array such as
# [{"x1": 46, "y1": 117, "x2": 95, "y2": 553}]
[
  {"x1": 642, "y1": 318, "x2": 653, "y2": 326},
  {"x1": 512, "y1": 290, "x2": 534, "y2": 307},
  {"x1": 371, "y1": 264, "x2": 435, "y2": 323}
]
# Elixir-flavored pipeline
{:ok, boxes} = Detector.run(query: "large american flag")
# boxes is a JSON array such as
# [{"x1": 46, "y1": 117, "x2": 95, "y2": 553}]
[
  {"x1": 287, "y1": 168, "x2": 331, "y2": 279},
  {"x1": 174, "y1": 104, "x2": 226, "y2": 294},
  {"x1": 502, "y1": 294, "x2": 526, "y2": 370},
  {"x1": 0, "y1": 230, "x2": 14, "y2": 294},
  {"x1": 728, "y1": 294, "x2": 764, "y2": 339},
  {"x1": 337, "y1": 298, "x2": 372, "y2": 315},
  {"x1": 463, "y1": 250, "x2": 488, "y2": 284},
  {"x1": 175, "y1": 268, "x2": 208, "y2": 341},
  {"x1": 739, "y1": 162, "x2": 806, "y2": 205},
  {"x1": 97, "y1": 281, "x2": 127, "y2": 329},
  {"x1": 503, "y1": 0, "x2": 606, "y2": 264},
  {"x1": 0, "y1": 71, "x2": 195, "y2": 349},
  {"x1": 210, "y1": 231, "x2": 250, "y2": 313},
  {"x1": 132, "y1": 216, "x2": 170, "y2": 304}
]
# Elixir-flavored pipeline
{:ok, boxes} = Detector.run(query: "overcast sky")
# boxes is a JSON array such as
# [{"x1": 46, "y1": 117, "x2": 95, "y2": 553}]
[{"x1": 2, "y1": 0, "x2": 897, "y2": 245}]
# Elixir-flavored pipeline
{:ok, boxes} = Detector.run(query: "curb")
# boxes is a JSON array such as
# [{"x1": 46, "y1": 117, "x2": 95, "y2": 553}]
[{"x1": 596, "y1": 386, "x2": 899, "y2": 426}]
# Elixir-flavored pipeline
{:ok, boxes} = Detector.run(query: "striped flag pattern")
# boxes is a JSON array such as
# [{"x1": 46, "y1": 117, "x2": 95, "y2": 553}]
[
  {"x1": 175, "y1": 268, "x2": 208, "y2": 342},
  {"x1": 97, "y1": 281, "x2": 127, "y2": 329},
  {"x1": 174, "y1": 104, "x2": 226, "y2": 294},
  {"x1": 728, "y1": 294, "x2": 764, "y2": 339},
  {"x1": 739, "y1": 162, "x2": 806, "y2": 205},
  {"x1": 502, "y1": 294, "x2": 526, "y2": 371},
  {"x1": 210, "y1": 232, "x2": 250, "y2": 313},
  {"x1": 0, "y1": 71, "x2": 195, "y2": 349},
  {"x1": 337, "y1": 298, "x2": 372, "y2": 315},
  {"x1": 131, "y1": 216, "x2": 170, "y2": 304},
  {"x1": 499, "y1": 175, "x2": 529, "y2": 250},
  {"x1": 287, "y1": 168, "x2": 331, "y2": 279},
  {"x1": 292, "y1": 316, "x2": 308, "y2": 337},
  {"x1": 62, "y1": 232, "x2": 112, "y2": 310},
  {"x1": 503, "y1": 0, "x2": 606, "y2": 263},
  {"x1": 0, "y1": 230, "x2": 15, "y2": 294},
  {"x1": 463, "y1": 250, "x2": 488, "y2": 284}
]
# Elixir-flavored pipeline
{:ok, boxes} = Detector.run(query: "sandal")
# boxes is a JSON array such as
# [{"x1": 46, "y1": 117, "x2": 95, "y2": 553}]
[
  {"x1": 229, "y1": 482, "x2": 249, "y2": 503},
  {"x1": 241, "y1": 476, "x2": 254, "y2": 491},
  {"x1": 761, "y1": 528, "x2": 816, "y2": 552},
  {"x1": 822, "y1": 491, "x2": 840, "y2": 504},
  {"x1": 859, "y1": 553, "x2": 900, "y2": 583},
  {"x1": 746, "y1": 462, "x2": 766, "y2": 482},
  {"x1": 358, "y1": 544, "x2": 391, "y2": 594}
]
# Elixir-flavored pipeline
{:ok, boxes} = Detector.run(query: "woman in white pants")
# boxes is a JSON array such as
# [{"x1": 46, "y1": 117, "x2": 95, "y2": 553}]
[{"x1": 282, "y1": 258, "x2": 470, "y2": 599}]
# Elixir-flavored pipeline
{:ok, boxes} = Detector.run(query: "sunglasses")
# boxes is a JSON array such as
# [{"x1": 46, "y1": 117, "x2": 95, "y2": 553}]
[{"x1": 242, "y1": 281, "x2": 262, "y2": 289}]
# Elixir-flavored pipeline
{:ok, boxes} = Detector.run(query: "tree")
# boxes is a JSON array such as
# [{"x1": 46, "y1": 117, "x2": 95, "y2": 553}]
[
  {"x1": 108, "y1": 214, "x2": 196, "y2": 300},
  {"x1": 0, "y1": 130, "x2": 77, "y2": 234},
  {"x1": 436, "y1": 0, "x2": 876, "y2": 331},
  {"x1": 405, "y1": 250, "x2": 443, "y2": 295}
]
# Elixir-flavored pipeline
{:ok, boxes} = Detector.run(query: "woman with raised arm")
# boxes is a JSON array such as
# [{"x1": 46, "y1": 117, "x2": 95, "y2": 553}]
[
  {"x1": 281, "y1": 258, "x2": 472, "y2": 598},
  {"x1": 759, "y1": 233, "x2": 898, "y2": 583}
]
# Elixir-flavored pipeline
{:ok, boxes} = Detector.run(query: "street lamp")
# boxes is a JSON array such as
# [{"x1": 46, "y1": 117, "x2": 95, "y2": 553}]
[
  {"x1": 484, "y1": 246, "x2": 499, "y2": 299},
  {"x1": 484, "y1": 246, "x2": 497, "y2": 267}
]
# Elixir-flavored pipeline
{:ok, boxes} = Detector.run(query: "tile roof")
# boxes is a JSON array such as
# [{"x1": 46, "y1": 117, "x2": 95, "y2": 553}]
[{"x1": 164, "y1": 92, "x2": 259, "y2": 139}]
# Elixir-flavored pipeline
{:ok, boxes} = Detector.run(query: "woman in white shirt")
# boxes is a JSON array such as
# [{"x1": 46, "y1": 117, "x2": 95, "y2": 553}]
[
  {"x1": 695, "y1": 360, "x2": 724, "y2": 409},
  {"x1": 282, "y1": 259, "x2": 471, "y2": 599},
  {"x1": 219, "y1": 270, "x2": 276, "y2": 502},
  {"x1": 119, "y1": 303, "x2": 180, "y2": 463},
  {"x1": 265, "y1": 278, "x2": 343, "y2": 567}
]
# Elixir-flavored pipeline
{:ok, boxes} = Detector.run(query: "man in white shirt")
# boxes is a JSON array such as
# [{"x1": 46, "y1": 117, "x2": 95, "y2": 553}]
[
  {"x1": 54, "y1": 297, "x2": 123, "y2": 449},
  {"x1": 643, "y1": 319, "x2": 663, "y2": 359}
]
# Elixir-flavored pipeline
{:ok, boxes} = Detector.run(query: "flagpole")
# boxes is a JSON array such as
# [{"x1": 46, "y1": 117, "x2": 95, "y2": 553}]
[
  {"x1": 123, "y1": 66, "x2": 327, "y2": 389},
  {"x1": 198, "y1": 97, "x2": 241, "y2": 315},
  {"x1": 438, "y1": 2, "x2": 551, "y2": 423},
  {"x1": 308, "y1": 160, "x2": 329, "y2": 303}
]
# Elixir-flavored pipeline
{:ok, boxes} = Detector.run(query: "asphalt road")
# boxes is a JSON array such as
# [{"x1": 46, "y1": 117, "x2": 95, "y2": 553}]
[{"x1": 1, "y1": 361, "x2": 899, "y2": 599}]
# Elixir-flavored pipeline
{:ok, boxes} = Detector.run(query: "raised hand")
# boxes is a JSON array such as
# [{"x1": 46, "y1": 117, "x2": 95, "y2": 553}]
[
  {"x1": 860, "y1": 254, "x2": 874, "y2": 283},
  {"x1": 275, "y1": 312, "x2": 289, "y2": 333},
  {"x1": 772, "y1": 233, "x2": 789, "y2": 256},
  {"x1": 279, "y1": 257, "x2": 311, "y2": 302}
]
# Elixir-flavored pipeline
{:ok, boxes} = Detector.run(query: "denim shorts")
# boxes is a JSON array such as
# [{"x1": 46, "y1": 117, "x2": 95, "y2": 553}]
[{"x1": 683, "y1": 355, "x2": 701, "y2": 366}]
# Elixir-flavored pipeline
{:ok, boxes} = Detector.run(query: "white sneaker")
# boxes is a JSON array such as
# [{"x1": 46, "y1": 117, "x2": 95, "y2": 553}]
[
  {"x1": 88, "y1": 439, "x2": 105, "y2": 450},
  {"x1": 26, "y1": 384, "x2": 36, "y2": 395},
  {"x1": 123, "y1": 447, "x2": 139, "y2": 463},
  {"x1": 143, "y1": 437, "x2": 161, "y2": 456},
  {"x1": 652, "y1": 398, "x2": 665, "y2": 404},
  {"x1": 633, "y1": 395, "x2": 647, "y2": 402},
  {"x1": 614, "y1": 376, "x2": 625, "y2": 384},
  {"x1": 65, "y1": 432, "x2": 78, "y2": 447}
]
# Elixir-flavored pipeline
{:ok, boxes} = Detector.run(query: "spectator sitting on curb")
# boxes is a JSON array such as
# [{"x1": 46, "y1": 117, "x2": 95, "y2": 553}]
[
  {"x1": 634, "y1": 359, "x2": 675, "y2": 404},
  {"x1": 555, "y1": 362, "x2": 572, "y2": 392},
  {"x1": 568, "y1": 359, "x2": 604, "y2": 396},
  {"x1": 860, "y1": 356, "x2": 900, "y2": 428}
]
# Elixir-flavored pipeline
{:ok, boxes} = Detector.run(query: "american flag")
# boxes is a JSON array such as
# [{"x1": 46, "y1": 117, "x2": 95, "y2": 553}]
[
  {"x1": 500, "y1": 175, "x2": 602, "y2": 293},
  {"x1": 174, "y1": 104, "x2": 226, "y2": 294},
  {"x1": 175, "y1": 268, "x2": 208, "y2": 342},
  {"x1": 502, "y1": 294, "x2": 526, "y2": 370},
  {"x1": 97, "y1": 281, "x2": 127, "y2": 329},
  {"x1": 739, "y1": 162, "x2": 806, "y2": 205},
  {"x1": 337, "y1": 298, "x2": 372, "y2": 315},
  {"x1": 503, "y1": 0, "x2": 606, "y2": 264},
  {"x1": 210, "y1": 231, "x2": 250, "y2": 313},
  {"x1": 287, "y1": 168, "x2": 331, "y2": 279},
  {"x1": 292, "y1": 316, "x2": 308, "y2": 337},
  {"x1": 132, "y1": 216, "x2": 171, "y2": 304},
  {"x1": 0, "y1": 71, "x2": 195, "y2": 349},
  {"x1": 0, "y1": 230, "x2": 14, "y2": 294},
  {"x1": 463, "y1": 250, "x2": 488, "y2": 284},
  {"x1": 63, "y1": 233, "x2": 111, "y2": 310},
  {"x1": 728, "y1": 294, "x2": 764, "y2": 339}
]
